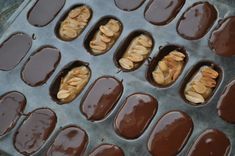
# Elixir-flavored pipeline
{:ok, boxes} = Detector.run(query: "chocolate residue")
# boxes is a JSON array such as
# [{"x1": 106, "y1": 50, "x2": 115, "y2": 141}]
[
  {"x1": 89, "y1": 144, "x2": 124, "y2": 156},
  {"x1": 114, "y1": 0, "x2": 145, "y2": 11}
]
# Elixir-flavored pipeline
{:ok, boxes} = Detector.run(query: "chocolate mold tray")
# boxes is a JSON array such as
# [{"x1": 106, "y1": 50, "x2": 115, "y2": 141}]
[{"x1": 0, "y1": 0, "x2": 235, "y2": 155}]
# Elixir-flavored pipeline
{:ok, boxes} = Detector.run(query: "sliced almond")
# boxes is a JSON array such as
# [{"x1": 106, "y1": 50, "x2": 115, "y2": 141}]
[
  {"x1": 106, "y1": 19, "x2": 120, "y2": 33},
  {"x1": 90, "y1": 40, "x2": 107, "y2": 51},
  {"x1": 137, "y1": 35, "x2": 152, "y2": 48},
  {"x1": 185, "y1": 91, "x2": 205, "y2": 104},
  {"x1": 200, "y1": 77, "x2": 217, "y2": 88},
  {"x1": 131, "y1": 45, "x2": 149, "y2": 55},
  {"x1": 192, "y1": 83, "x2": 207, "y2": 94},
  {"x1": 201, "y1": 67, "x2": 219, "y2": 79},
  {"x1": 152, "y1": 69, "x2": 165, "y2": 84},
  {"x1": 100, "y1": 34, "x2": 112, "y2": 43},
  {"x1": 60, "y1": 28, "x2": 77, "y2": 39},
  {"x1": 69, "y1": 9, "x2": 81, "y2": 18},
  {"x1": 126, "y1": 53, "x2": 144, "y2": 62},
  {"x1": 158, "y1": 61, "x2": 168, "y2": 72},
  {"x1": 99, "y1": 25, "x2": 114, "y2": 37},
  {"x1": 57, "y1": 90, "x2": 71, "y2": 99},
  {"x1": 119, "y1": 58, "x2": 134, "y2": 70}
]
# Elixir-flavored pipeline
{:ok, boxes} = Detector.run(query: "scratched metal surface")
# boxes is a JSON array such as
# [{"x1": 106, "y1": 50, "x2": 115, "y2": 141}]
[{"x1": 0, "y1": 0, "x2": 235, "y2": 155}]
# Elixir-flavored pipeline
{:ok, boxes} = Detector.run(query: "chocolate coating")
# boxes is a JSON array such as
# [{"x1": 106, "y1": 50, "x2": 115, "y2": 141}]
[
  {"x1": 21, "y1": 47, "x2": 61, "y2": 87},
  {"x1": 0, "y1": 33, "x2": 32, "y2": 71},
  {"x1": 89, "y1": 144, "x2": 124, "y2": 156},
  {"x1": 145, "y1": 0, "x2": 185, "y2": 25},
  {"x1": 46, "y1": 126, "x2": 88, "y2": 156},
  {"x1": 81, "y1": 76, "x2": 123, "y2": 121},
  {"x1": 14, "y1": 108, "x2": 57, "y2": 155},
  {"x1": 114, "y1": 93, "x2": 158, "y2": 139},
  {"x1": 148, "y1": 111, "x2": 193, "y2": 156},
  {"x1": 114, "y1": 0, "x2": 145, "y2": 11},
  {"x1": 177, "y1": 2, "x2": 217, "y2": 40},
  {"x1": 188, "y1": 129, "x2": 231, "y2": 156},
  {"x1": 0, "y1": 91, "x2": 26, "y2": 137},
  {"x1": 217, "y1": 80, "x2": 235, "y2": 124},
  {"x1": 27, "y1": 0, "x2": 65, "y2": 27},
  {"x1": 209, "y1": 16, "x2": 235, "y2": 57}
]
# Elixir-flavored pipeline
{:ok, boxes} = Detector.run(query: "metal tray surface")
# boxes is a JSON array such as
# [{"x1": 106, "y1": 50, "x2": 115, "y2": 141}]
[{"x1": 0, "y1": 0, "x2": 235, "y2": 155}]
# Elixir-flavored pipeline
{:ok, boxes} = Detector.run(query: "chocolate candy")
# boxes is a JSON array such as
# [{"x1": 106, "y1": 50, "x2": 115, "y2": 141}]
[
  {"x1": 14, "y1": 108, "x2": 57, "y2": 155},
  {"x1": 147, "y1": 111, "x2": 193, "y2": 156},
  {"x1": 209, "y1": 16, "x2": 235, "y2": 57},
  {"x1": 114, "y1": 0, "x2": 145, "y2": 11},
  {"x1": 188, "y1": 129, "x2": 231, "y2": 156},
  {"x1": 177, "y1": 2, "x2": 217, "y2": 40},
  {"x1": 46, "y1": 126, "x2": 88, "y2": 156},
  {"x1": 21, "y1": 47, "x2": 61, "y2": 87},
  {"x1": 0, "y1": 33, "x2": 32, "y2": 71},
  {"x1": 81, "y1": 76, "x2": 123, "y2": 121},
  {"x1": 145, "y1": 0, "x2": 185, "y2": 25},
  {"x1": 27, "y1": 0, "x2": 65, "y2": 27},
  {"x1": 114, "y1": 93, "x2": 158, "y2": 139},
  {"x1": 89, "y1": 144, "x2": 124, "y2": 156},
  {"x1": 0, "y1": 91, "x2": 26, "y2": 137}
]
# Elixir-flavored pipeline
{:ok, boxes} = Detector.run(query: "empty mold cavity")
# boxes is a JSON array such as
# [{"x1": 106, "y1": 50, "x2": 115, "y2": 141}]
[
  {"x1": 146, "y1": 44, "x2": 188, "y2": 88},
  {"x1": 84, "y1": 16, "x2": 123, "y2": 56},
  {"x1": 113, "y1": 30, "x2": 154, "y2": 72},
  {"x1": 180, "y1": 61, "x2": 222, "y2": 106},
  {"x1": 50, "y1": 60, "x2": 91, "y2": 104}
]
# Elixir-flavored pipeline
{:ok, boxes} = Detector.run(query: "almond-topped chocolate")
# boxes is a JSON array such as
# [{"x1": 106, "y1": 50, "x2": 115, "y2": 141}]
[
  {"x1": 89, "y1": 144, "x2": 124, "y2": 156},
  {"x1": 114, "y1": 93, "x2": 158, "y2": 139},
  {"x1": 46, "y1": 126, "x2": 88, "y2": 156},
  {"x1": 177, "y1": 2, "x2": 217, "y2": 40},
  {"x1": 0, "y1": 33, "x2": 32, "y2": 71},
  {"x1": 0, "y1": 91, "x2": 26, "y2": 137},
  {"x1": 147, "y1": 111, "x2": 193, "y2": 156},
  {"x1": 188, "y1": 129, "x2": 231, "y2": 156},
  {"x1": 14, "y1": 108, "x2": 57, "y2": 155},
  {"x1": 81, "y1": 76, "x2": 123, "y2": 121},
  {"x1": 114, "y1": 0, "x2": 145, "y2": 11}
]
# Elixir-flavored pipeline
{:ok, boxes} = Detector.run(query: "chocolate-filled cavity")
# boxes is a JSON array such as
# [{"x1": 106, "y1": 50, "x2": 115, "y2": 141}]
[
  {"x1": 0, "y1": 33, "x2": 32, "y2": 71},
  {"x1": 81, "y1": 76, "x2": 123, "y2": 121},
  {"x1": 14, "y1": 108, "x2": 57, "y2": 155},
  {"x1": 188, "y1": 129, "x2": 231, "y2": 156},
  {"x1": 50, "y1": 60, "x2": 91, "y2": 104},
  {"x1": 114, "y1": 0, "x2": 146, "y2": 11},
  {"x1": 114, "y1": 31, "x2": 154, "y2": 72},
  {"x1": 144, "y1": 0, "x2": 186, "y2": 25},
  {"x1": 21, "y1": 46, "x2": 61, "y2": 87},
  {"x1": 46, "y1": 126, "x2": 88, "y2": 156},
  {"x1": 217, "y1": 80, "x2": 235, "y2": 124},
  {"x1": 0, "y1": 91, "x2": 26, "y2": 137},
  {"x1": 177, "y1": 2, "x2": 217, "y2": 40},
  {"x1": 147, "y1": 111, "x2": 193, "y2": 156},
  {"x1": 147, "y1": 44, "x2": 188, "y2": 87},
  {"x1": 27, "y1": 0, "x2": 65, "y2": 27},
  {"x1": 84, "y1": 16, "x2": 122, "y2": 55},
  {"x1": 114, "y1": 93, "x2": 158, "y2": 139},
  {"x1": 209, "y1": 16, "x2": 235, "y2": 57},
  {"x1": 89, "y1": 144, "x2": 124, "y2": 156},
  {"x1": 180, "y1": 61, "x2": 222, "y2": 105}
]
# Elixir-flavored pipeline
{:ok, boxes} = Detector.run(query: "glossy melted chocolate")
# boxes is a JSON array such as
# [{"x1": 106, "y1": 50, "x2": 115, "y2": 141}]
[
  {"x1": 0, "y1": 33, "x2": 32, "y2": 71},
  {"x1": 114, "y1": 0, "x2": 145, "y2": 11},
  {"x1": 14, "y1": 108, "x2": 57, "y2": 155},
  {"x1": 114, "y1": 93, "x2": 158, "y2": 139},
  {"x1": 209, "y1": 16, "x2": 235, "y2": 57},
  {"x1": 81, "y1": 76, "x2": 123, "y2": 121},
  {"x1": 0, "y1": 91, "x2": 26, "y2": 137},
  {"x1": 89, "y1": 144, "x2": 124, "y2": 156},
  {"x1": 46, "y1": 126, "x2": 88, "y2": 156},
  {"x1": 188, "y1": 129, "x2": 231, "y2": 156},
  {"x1": 177, "y1": 2, "x2": 217, "y2": 40},
  {"x1": 147, "y1": 111, "x2": 193, "y2": 156}
]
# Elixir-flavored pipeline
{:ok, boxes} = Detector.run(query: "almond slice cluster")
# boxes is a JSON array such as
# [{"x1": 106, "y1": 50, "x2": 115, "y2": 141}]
[
  {"x1": 152, "y1": 50, "x2": 185, "y2": 86},
  {"x1": 57, "y1": 66, "x2": 90, "y2": 103},
  {"x1": 119, "y1": 34, "x2": 152, "y2": 70},
  {"x1": 184, "y1": 66, "x2": 219, "y2": 104},
  {"x1": 89, "y1": 19, "x2": 122, "y2": 54},
  {"x1": 59, "y1": 6, "x2": 91, "y2": 40}
]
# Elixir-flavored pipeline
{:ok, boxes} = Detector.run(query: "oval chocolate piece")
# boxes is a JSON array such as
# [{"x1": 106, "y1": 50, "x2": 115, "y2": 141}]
[
  {"x1": 114, "y1": 0, "x2": 145, "y2": 11},
  {"x1": 145, "y1": 0, "x2": 186, "y2": 25},
  {"x1": 217, "y1": 80, "x2": 235, "y2": 124},
  {"x1": 188, "y1": 129, "x2": 231, "y2": 156},
  {"x1": 81, "y1": 76, "x2": 123, "y2": 121},
  {"x1": 209, "y1": 16, "x2": 235, "y2": 57},
  {"x1": 27, "y1": 0, "x2": 65, "y2": 27},
  {"x1": 89, "y1": 144, "x2": 124, "y2": 156},
  {"x1": 14, "y1": 108, "x2": 57, "y2": 155},
  {"x1": 0, "y1": 33, "x2": 32, "y2": 71},
  {"x1": 21, "y1": 47, "x2": 61, "y2": 87},
  {"x1": 177, "y1": 2, "x2": 217, "y2": 40},
  {"x1": 46, "y1": 126, "x2": 88, "y2": 156},
  {"x1": 147, "y1": 111, "x2": 193, "y2": 156},
  {"x1": 114, "y1": 93, "x2": 158, "y2": 139},
  {"x1": 0, "y1": 91, "x2": 26, "y2": 137}
]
